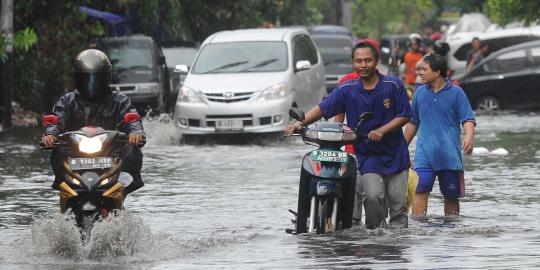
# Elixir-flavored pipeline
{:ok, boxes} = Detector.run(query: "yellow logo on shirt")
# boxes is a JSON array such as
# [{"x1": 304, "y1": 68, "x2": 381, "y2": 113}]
[{"x1": 383, "y1": 98, "x2": 391, "y2": 109}]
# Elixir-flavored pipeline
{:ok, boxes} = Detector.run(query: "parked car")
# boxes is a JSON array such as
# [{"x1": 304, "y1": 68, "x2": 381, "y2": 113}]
[
  {"x1": 162, "y1": 41, "x2": 199, "y2": 112},
  {"x1": 98, "y1": 35, "x2": 171, "y2": 114},
  {"x1": 457, "y1": 40, "x2": 540, "y2": 111},
  {"x1": 446, "y1": 26, "x2": 540, "y2": 78},
  {"x1": 309, "y1": 33, "x2": 353, "y2": 93},
  {"x1": 174, "y1": 28, "x2": 326, "y2": 135}
]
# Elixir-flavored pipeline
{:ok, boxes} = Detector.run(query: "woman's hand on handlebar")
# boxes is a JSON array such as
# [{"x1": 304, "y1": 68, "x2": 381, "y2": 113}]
[
  {"x1": 283, "y1": 122, "x2": 304, "y2": 136},
  {"x1": 41, "y1": 135, "x2": 57, "y2": 148}
]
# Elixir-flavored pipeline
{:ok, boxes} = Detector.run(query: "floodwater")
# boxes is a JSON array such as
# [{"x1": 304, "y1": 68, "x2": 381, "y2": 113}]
[{"x1": 0, "y1": 112, "x2": 539, "y2": 269}]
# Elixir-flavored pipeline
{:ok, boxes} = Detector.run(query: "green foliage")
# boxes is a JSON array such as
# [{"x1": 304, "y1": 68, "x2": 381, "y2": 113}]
[
  {"x1": 13, "y1": 27, "x2": 38, "y2": 51},
  {"x1": 352, "y1": 0, "x2": 434, "y2": 39},
  {"x1": 487, "y1": 0, "x2": 540, "y2": 25}
]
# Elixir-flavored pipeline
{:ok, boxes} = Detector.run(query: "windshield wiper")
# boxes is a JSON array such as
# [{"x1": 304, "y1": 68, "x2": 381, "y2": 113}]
[
  {"x1": 239, "y1": 58, "x2": 279, "y2": 72},
  {"x1": 202, "y1": 61, "x2": 249, "y2": 74},
  {"x1": 324, "y1": 58, "x2": 350, "y2": 66}
]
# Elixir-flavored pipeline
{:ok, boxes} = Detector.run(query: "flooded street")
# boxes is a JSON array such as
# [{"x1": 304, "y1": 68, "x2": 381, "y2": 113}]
[{"x1": 1, "y1": 112, "x2": 540, "y2": 269}]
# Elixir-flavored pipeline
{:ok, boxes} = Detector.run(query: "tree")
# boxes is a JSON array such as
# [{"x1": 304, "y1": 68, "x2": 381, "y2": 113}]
[{"x1": 487, "y1": 0, "x2": 540, "y2": 25}]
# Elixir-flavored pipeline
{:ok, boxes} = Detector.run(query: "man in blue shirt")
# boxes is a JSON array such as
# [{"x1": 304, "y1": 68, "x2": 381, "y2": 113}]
[
  {"x1": 404, "y1": 53, "x2": 475, "y2": 217},
  {"x1": 284, "y1": 41, "x2": 412, "y2": 229}
]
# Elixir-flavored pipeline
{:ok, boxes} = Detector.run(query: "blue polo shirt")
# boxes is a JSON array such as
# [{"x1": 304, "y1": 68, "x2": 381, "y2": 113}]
[
  {"x1": 410, "y1": 80, "x2": 476, "y2": 171},
  {"x1": 319, "y1": 74, "x2": 411, "y2": 176}
]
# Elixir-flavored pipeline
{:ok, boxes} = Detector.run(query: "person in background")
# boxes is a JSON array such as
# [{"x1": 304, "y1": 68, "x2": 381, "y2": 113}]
[
  {"x1": 403, "y1": 38, "x2": 424, "y2": 98},
  {"x1": 404, "y1": 53, "x2": 475, "y2": 218},
  {"x1": 466, "y1": 43, "x2": 490, "y2": 72},
  {"x1": 466, "y1": 37, "x2": 481, "y2": 68}
]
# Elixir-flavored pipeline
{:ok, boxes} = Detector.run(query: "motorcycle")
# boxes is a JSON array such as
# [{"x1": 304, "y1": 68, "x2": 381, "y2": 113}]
[
  {"x1": 40, "y1": 112, "x2": 144, "y2": 243},
  {"x1": 286, "y1": 109, "x2": 373, "y2": 234}
]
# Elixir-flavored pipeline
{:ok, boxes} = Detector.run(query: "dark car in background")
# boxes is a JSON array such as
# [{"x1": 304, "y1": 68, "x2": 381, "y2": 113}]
[
  {"x1": 457, "y1": 40, "x2": 540, "y2": 111},
  {"x1": 98, "y1": 35, "x2": 171, "y2": 114},
  {"x1": 308, "y1": 25, "x2": 353, "y2": 93},
  {"x1": 162, "y1": 41, "x2": 199, "y2": 112}
]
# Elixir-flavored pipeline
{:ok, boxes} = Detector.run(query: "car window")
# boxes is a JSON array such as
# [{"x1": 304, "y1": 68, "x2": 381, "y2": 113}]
[
  {"x1": 454, "y1": 35, "x2": 540, "y2": 61},
  {"x1": 304, "y1": 36, "x2": 319, "y2": 65},
  {"x1": 163, "y1": 47, "x2": 198, "y2": 68},
  {"x1": 531, "y1": 46, "x2": 540, "y2": 66},
  {"x1": 100, "y1": 40, "x2": 157, "y2": 84},
  {"x1": 191, "y1": 41, "x2": 288, "y2": 74},
  {"x1": 293, "y1": 36, "x2": 311, "y2": 65},
  {"x1": 483, "y1": 49, "x2": 527, "y2": 73}
]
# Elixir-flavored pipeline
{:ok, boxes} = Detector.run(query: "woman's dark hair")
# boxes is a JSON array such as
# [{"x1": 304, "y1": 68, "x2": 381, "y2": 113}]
[
  {"x1": 423, "y1": 53, "x2": 448, "y2": 78},
  {"x1": 352, "y1": 41, "x2": 380, "y2": 60}
]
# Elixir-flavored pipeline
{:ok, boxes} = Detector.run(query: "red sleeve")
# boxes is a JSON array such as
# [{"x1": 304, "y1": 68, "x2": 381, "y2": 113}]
[{"x1": 338, "y1": 72, "x2": 359, "y2": 84}]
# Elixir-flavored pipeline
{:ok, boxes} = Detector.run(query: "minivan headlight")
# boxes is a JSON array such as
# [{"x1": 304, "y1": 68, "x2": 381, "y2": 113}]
[
  {"x1": 256, "y1": 83, "x2": 288, "y2": 101},
  {"x1": 178, "y1": 86, "x2": 204, "y2": 103}
]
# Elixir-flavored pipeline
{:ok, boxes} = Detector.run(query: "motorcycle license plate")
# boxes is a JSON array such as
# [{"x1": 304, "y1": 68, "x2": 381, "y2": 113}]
[
  {"x1": 68, "y1": 157, "x2": 113, "y2": 170},
  {"x1": 311, "y1": 150, "x2": 348, "y2": 163},
  {"x1": 215, "y1": 119, "x2": 243, "y2": 131}
]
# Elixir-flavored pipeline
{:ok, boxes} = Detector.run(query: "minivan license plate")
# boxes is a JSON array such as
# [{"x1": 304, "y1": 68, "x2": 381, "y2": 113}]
[
  {"x1": 215, "y1": 120, "x2": 243, "y2": 131},
  {"x1": 69, "y1": 157, "x2": 113, "y2": 170},
  {"x1": 311, "y1": 150, "x2": 348, "y2": 163}
]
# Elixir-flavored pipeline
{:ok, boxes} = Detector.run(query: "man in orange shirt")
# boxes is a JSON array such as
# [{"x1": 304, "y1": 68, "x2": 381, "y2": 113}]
[{"x1": 403, "y1": 38, "x2": 424, "y2": 98}]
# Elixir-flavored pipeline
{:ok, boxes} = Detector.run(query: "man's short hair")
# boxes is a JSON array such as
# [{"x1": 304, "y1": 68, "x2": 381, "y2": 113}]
[
  {"x1": 472, "y1": 37, "x2": 480, "y2": 42},
  {"x1": 423, "y1": 53, "x2": 448, "y2": 78},
  {"x1": 352, "y1": 41, "x2": 380, "y2": 60}
]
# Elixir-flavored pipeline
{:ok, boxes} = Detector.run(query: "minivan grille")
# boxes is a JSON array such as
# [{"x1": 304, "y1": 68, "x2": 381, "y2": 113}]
[{"x1": 205, "y1": 91, "x2": 254, "y2": 103}]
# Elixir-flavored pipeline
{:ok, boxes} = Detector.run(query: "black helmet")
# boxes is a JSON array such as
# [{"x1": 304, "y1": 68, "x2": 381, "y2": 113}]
[{"x1": 73, "y1": 49, "x2": 112, "y2": 100}]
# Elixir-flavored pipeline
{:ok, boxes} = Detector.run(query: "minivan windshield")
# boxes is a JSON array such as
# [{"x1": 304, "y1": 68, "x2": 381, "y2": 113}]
[
  {"x1": 191, "y1": 41, "x2": 288, "y2": 74},
  {"x1": 312, "y1": 36, "x2": 352, "y2": 74},
  {"x1": 101, "y1": 39, "x2": 156, "y2": 84}
]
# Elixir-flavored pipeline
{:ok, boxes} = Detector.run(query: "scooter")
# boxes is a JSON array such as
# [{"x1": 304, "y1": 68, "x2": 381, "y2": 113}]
[
  {"x1": 286, "y1": 109, "x2": 373, "y2": 234},
  {"x1": 40, "y1": 112, "x2": 144, "y2": 243}
]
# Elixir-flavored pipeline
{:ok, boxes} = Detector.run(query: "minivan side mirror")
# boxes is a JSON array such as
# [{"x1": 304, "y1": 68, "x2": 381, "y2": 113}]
[
  {"x1": 174, "y1": 64, "x2": 189, "y2": 74},
  {"x1": 159, "y1": 56, "x2": 166, "y2": 65},
  {"x1": 295, "y1": 60, "x2": 311, "y2": 72}
]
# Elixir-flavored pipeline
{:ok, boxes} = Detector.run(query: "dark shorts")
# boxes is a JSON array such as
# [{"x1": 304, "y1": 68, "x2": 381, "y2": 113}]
[{"x1": 415, "y1": 168, "x2": 464, "y2": 199}]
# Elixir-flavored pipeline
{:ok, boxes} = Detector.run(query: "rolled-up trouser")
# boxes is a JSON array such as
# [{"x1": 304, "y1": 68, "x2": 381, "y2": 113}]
[
  {"x1": 359, "y1": 169, "x2": 408, "y2": 229},
  {"x1": 50, "y1": 144, "x2": 144, "y2": 195}
]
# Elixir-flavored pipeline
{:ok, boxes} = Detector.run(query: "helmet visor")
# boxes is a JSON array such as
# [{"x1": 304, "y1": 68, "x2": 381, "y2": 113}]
[{"x1": 75, "y1": 72, "x2": 110, "y2": 99}]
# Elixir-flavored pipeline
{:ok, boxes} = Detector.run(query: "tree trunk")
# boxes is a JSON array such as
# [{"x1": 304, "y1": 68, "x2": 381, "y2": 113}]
[{"x1": 1, "y1": 0, "x2": 14, "y2": 128}]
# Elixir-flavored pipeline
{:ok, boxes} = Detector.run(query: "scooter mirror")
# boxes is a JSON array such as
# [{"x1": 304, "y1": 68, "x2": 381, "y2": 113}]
[
  {"x1": 124, "y1": 112, "x2": 141, "y2": 124},
  {"x1": 289, "y1": 108, "x2": 305, "y2": 122},
  {"x1": 42, "y1": 115, "x2": 58, "y2": 125}
]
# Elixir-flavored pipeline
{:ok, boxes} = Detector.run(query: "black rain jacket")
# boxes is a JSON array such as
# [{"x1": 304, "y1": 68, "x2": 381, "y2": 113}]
[{"x1": 44, "y1": 90, "x2": 144, "y2": 136}]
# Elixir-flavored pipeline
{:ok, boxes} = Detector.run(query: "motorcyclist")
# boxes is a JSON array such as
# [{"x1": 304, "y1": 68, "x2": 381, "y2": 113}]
[{"x1": 40, "y1": 49, "x2": 145, "y2": 196}]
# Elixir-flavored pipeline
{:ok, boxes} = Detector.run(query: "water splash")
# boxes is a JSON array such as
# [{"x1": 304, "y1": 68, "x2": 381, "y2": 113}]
[
  {"x1": 87, "y1": 211, "x2": 153, "y2": 260},
  {"x1": 29, "y1": 212, "x2": 83, "y2": 259},
  {"x1": 142, "y1": 113, "x2": 182, "y2": 146}
]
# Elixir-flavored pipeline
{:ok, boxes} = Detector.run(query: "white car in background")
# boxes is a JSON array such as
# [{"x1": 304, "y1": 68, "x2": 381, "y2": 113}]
[{"x1": 173, "y1": 28, "x2": 326, "y2": 135}]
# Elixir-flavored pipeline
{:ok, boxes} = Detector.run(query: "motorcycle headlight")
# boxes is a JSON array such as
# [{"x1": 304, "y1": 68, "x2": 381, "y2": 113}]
[
  {"x1": 178, "y1": 86, "x2": 204, "y2": 103},
  {"x1": 305, "y1": 130, "x2": 318, "y2": 140},
  {"x1": 256, "y1": 83, "x2": 288, "y2": 101},
  {"x1": 75, "y1": 134, "x2": 107, "y2": 154}
]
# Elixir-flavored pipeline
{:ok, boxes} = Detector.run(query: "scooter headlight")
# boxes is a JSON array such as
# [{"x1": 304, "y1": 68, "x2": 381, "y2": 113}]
[
  {"x1": 317, "y1": 132, "x2": 343, "y2": 141},
  {"x1": 74, "y1": 134, "x2": 107, "y2": 154},
  {"x1": 342, "y1": 131, "x2": 356, "y2": 142}
]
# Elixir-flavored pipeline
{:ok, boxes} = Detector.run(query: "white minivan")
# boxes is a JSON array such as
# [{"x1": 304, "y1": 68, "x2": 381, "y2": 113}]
[{"x1": 173, "y1": 28, "x2": 326, "y2": 135}]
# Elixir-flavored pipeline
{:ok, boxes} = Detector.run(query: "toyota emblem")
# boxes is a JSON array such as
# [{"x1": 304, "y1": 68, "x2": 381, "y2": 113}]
[{"x1": 223, "y1": 91, "x2": 235, "y2": 99}]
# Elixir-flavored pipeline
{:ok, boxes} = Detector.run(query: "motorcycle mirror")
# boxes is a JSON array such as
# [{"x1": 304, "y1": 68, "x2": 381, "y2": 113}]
[
  {"x1": 124, "y1": 112, "x2": 141, "y2": 124},
  {"x1": 42, "y1": 115, "x2": 58, "y2": 125},
  {"x1": 289, "y1": 108, "x2": 305, "y2": 122},
  {"x1": 358, "y1": 112, "x2": 374, "y2": 123}
]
